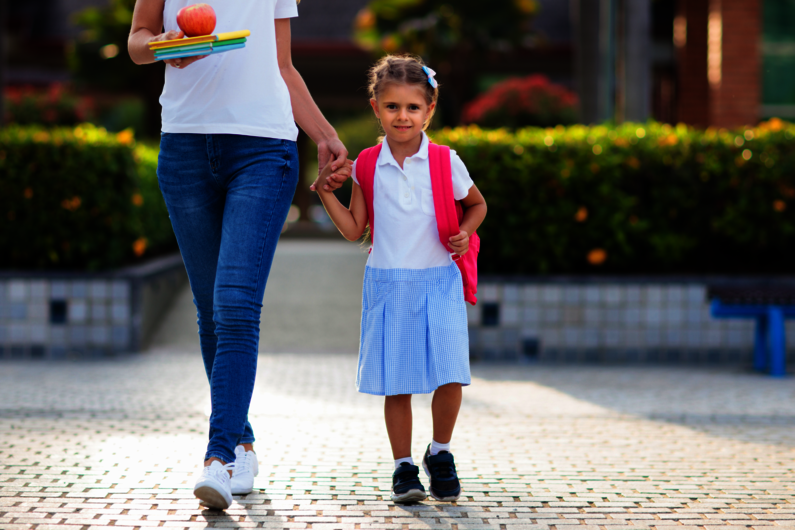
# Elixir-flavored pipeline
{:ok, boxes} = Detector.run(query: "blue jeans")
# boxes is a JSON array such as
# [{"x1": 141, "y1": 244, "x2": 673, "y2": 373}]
[{"x1": 157, "y1": 133, "x2": 299, "y2": 463}]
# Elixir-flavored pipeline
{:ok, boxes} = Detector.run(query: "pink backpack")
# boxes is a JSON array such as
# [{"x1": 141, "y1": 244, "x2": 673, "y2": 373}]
[{"x1": 357, "y1": 142, "x2": 479, "y2": 305}]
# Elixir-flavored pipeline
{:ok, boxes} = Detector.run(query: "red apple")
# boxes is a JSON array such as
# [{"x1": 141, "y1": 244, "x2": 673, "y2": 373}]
[{"x1": 177, "y1": 4, "x2": 216, "y2": 37}]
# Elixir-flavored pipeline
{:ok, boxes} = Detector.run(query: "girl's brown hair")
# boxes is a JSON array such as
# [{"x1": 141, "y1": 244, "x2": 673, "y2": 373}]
[{"x1": 368, "y1": 54, "x2": 439, "y2": 131}]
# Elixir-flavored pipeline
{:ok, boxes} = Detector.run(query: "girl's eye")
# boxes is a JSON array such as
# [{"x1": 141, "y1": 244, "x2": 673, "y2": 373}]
[
  {"x1": 409, "y1": 105, "x2": 420, "y2": 110},
  {"x1": 386, "y1": 104, "x2": 397, "y2": 110}
]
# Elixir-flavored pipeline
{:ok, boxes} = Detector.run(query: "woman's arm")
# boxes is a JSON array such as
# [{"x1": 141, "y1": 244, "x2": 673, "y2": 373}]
[
  {"x1": 449, "y1": 185, "x2": 487, "y2": 256},
  {"x1": 315, "y1": 164, "x2": 369, "y2": 241},
  {"x1": 275, "y1": 18, "x2": 348, "y2": 191},
  {"x1": 128, "y1": 0, "x2": 206, "y2": 69}
]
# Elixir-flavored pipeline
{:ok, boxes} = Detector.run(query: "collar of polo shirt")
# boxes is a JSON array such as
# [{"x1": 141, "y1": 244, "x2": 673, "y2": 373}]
[{"x1": 377, "y1": 132, "x2": 431, "y2": 168}]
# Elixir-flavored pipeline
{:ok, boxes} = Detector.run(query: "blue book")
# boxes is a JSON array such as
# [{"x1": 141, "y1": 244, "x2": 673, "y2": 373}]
[{"x1": 155, "y1": 46, "x2": 212, "y2": 60}]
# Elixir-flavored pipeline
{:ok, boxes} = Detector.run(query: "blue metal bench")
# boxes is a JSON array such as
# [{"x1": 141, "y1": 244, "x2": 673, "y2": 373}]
[{"x1": 708, "y1": 285, "x2": 795, "y2": 377}]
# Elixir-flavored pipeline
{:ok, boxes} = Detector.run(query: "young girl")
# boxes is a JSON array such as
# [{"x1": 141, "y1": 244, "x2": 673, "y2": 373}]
[{"x1": 314, "y1": 55, "x2": 487, "y2": 503}]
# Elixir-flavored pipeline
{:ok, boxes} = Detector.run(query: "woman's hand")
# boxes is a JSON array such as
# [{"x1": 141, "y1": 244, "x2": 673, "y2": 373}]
[
  {"x1": 311, "y1": 137, "x2": 350, "y2": 192},
  {"x1": 149, "y1": 30, "x2": 208, "y2": 69},
  {"x1": 449, "y1": 230, "x2": 470, "y2": 257}
]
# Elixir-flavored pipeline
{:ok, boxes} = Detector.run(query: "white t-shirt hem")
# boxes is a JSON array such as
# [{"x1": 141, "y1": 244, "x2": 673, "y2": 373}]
[{"x1": 161, "y1": 122, "x2": 299, "y2": 141}]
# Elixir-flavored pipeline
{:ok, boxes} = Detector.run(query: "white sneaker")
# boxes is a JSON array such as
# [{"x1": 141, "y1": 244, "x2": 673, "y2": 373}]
[
  {"x1": 194, "y1": 461, "x2": 234, "y2": 510},
  {"x1": 230, "y1": 445, "x2": 259, "y2": 495}
]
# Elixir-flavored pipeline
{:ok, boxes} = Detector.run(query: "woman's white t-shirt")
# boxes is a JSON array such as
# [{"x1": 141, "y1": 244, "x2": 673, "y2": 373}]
[
  {"x1": 160, "y1": 0, "x2": 299, "y2": 140},
  {"x1": 352, "y1": 133, "x2": 475, "y2": 270}
]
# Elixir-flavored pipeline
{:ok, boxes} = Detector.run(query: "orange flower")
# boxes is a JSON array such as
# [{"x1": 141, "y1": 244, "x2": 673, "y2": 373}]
[
  {"x1": 131, "y1": 193, "x2": 144, "y2": 206},
  {"x1": 132, "y1": 237, "x2": 148, "y2": 257},
  {"x1": 381, "y1": 34, "x2": 399, "y2": 53},
  {"x1": 61, "y1": 197, "x2": 82, "y2": 211},
  {"x1": 116, "y1": 129, "x2": 134, "y2": 145},
  {"x1": 774, "y1": 200, "x2": 786, "y2": 212},
  {"x1": 626, "y1": 156, "x2": 640, "y2": 169},
  {"x1": 768, "y1": 117, "x2": 784, "y2": 131},
  {"x1": 587, "y1": 248, "x2": 607, "y2": 265},
  {"x1": 23, "y1": 188, "x2": 33, "y2": 199},
  {"x1": 574, "y1": 207, "x2": 588, "y2": 222},
  {"x1": 514, "y1": 0, "x2": 538, "y2": 15},
  {"x1": 354, "y1": 7, "x2": 376, "y2": 30}
]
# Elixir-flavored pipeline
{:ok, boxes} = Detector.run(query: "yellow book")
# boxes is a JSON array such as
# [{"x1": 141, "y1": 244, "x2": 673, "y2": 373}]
[{"x1": 149, "y1": 30, "x2": 250, "y2": 50}]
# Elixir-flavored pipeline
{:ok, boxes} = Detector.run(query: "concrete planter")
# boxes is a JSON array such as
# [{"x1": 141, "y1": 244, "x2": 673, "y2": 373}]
[
  {"x1": 469, "y1": 275, "x2": 795, "y2": 364},
  {"x1": 0, "y1": 254, "x2": 187, "y2": 359}
]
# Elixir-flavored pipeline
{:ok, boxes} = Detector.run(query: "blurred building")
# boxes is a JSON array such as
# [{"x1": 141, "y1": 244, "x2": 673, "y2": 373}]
[
  {"x1": 574, "y1": 0, "x2": 794, "y2": 129},
  {"x1": 2, "y1": 0, "x2": 791, "y2": 129}
]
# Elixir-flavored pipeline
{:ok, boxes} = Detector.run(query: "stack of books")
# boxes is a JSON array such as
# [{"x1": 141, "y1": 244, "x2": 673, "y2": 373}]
[{"x1": 149, "y1": 30, "x2": 250, "y2": 61}]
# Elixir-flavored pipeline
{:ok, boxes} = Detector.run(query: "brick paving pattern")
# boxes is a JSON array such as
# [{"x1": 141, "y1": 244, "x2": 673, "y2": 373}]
[
  {"x1": 1, "y1": 351, "x2": 794, "y2": 529},
  {"x1": 1, "y1": 241, "x2": 794, "y2": 529}
]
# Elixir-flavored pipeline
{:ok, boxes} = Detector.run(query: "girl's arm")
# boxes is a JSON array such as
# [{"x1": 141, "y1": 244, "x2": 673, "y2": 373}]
[
  {"x1": 315, "y1": 164, "x2": 369, "y2": 241},
  {"x1": 128, "y1": 0, "x2": 206, "y2": 69},
  {"x1": 275, "y1": 19, "x2": 348, "y2": 190},
  {"x1": 449, "y1": 185, "x2": 487, "y2": 256}
]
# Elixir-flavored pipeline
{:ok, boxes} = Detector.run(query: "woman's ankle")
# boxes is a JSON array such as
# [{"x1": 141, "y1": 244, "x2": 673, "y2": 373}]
[{"x1": 204, "y1": 457, "x2": 227, "y2": 467}]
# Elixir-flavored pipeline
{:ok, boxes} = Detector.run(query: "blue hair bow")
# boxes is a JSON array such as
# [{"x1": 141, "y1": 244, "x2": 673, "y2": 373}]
[{"x1": 422, "y1": 66, "x2": 438, "y2": 89}]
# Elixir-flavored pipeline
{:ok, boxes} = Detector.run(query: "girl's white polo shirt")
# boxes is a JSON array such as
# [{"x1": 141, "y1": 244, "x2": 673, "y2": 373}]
[
  {"x1": 159, "y1": 0, "x2": 299, "y2": 141},
  {"x1": 352, "y1": 133, "x2": 474, "y2": 270}
]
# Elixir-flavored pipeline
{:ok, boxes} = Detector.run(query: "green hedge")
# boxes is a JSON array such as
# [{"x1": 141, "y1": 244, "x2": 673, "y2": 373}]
[
  {"x1": 432, "y1": 119, "x2": 795, "y2": 275},
  {"x1": 1, "y1": 124, "x2": 175, "y2": 271},
  {"x1": 8, "y1": 120, "x2": 795, "y2": 275}
]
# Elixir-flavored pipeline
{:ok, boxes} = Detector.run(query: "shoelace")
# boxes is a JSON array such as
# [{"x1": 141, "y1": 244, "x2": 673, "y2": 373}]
[
  {"x1": 431, "y1": 461, "x2": 456, "y2": 480},
  {"x1": 235, "y1": 452, "x2": 254, "y2": 474},
  {"x1": 205, "y1": 462, "x2": 235, "y2": 482}
]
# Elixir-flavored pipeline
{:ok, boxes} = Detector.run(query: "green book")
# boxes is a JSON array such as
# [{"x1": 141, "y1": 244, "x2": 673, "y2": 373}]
[
  {"x1": 154, "y1": 44, "x2": 212, "y2": 57},
  {"x1": 213, "y1": 37, "x2": 247, "y2": 47}
]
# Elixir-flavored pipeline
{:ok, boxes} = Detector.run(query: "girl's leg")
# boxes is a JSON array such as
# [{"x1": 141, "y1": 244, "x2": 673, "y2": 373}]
[
  {"x1": 431, "y1": 383, "x2": 462, "y2": 444},
  {"x1": 384, "y1": 394, "x2": 413, "y2": 459}
]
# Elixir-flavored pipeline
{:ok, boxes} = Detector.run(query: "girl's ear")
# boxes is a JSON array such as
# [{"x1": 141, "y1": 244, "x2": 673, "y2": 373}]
[
  {"x1": 425, "y1": 101, "x2": 436, "y2": 121},
  {"x1": 369, "y1": 98, "x2": 380, "y2": 119}
]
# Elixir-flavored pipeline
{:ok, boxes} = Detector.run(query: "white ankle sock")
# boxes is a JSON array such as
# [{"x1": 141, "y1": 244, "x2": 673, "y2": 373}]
[
  {"x1": 394, "y1": 457, "x2": 414, "y2": 469},
  {"x1": 430, "y1": 439, "x2": 450, "y2": 456}
]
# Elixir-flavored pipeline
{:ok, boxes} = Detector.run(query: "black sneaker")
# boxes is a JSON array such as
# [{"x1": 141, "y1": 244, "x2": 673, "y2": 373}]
[
  {"x1": 422, "y1": 444, "x2": 461, "y2": 501},
  {"x1": 391, "y1": 462, "x2": 427, "y2": 503}
]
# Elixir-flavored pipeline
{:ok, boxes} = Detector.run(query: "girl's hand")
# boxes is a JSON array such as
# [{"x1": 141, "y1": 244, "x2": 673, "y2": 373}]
[
  {"x1": 449, "y1": 230, "x2": 469, "y2": 257},
  {"x1": 311, "y1": 137, "x2": 349, "y2": 191},
  {"x1": 314, "y1": 159, "x2": 353, "y2": 193},
  {"x1": 150, "y1": 30, "x2": 208, "y2": 69}
]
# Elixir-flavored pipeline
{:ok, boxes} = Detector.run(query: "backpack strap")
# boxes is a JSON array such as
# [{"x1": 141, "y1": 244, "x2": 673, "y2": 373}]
[
  {"x1": 428, "y1": 143, "x2": 458, "y2": 254},
  {"x1": 356, "y1": 144, "x2": 382, "y2": 243}
]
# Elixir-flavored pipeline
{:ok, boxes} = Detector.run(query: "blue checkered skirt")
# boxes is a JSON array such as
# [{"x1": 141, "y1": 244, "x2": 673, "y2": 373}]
[{"x1": 356, "y1": 262, "x2": 471, "y2": 396}]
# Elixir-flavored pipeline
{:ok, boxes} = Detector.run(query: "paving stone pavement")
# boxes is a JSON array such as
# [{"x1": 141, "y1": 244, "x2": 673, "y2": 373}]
[{"x1": 2, "y1": 241, "x2": 795, "y2": 530}]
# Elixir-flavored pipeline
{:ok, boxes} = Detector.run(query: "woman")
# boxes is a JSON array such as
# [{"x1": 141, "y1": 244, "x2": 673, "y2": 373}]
[{"x1": 128, "y1": 0, "x2": 348, "y2": 510}]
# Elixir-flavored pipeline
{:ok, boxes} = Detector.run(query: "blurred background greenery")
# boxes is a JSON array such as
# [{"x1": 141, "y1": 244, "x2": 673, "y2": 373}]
[{"x1": 2, "y1": 0, "x2": 793, "y2": 273}]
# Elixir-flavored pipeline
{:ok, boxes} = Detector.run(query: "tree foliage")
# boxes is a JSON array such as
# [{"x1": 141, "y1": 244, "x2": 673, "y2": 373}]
[{"x1": 353, "y1": 0, "x2": 540, "y2": 62}]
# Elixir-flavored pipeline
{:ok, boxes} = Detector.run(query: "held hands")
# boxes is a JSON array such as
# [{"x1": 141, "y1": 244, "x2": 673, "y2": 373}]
[
  {"x1": 449, "y1": 230, "x2": 470, "y2": 257},
  {"x1": 311, "y1": 137, "x2": 350, "y2": 192},
  {"x1": 314, "y1": 159, "x2": 354, "y2": 193},
  {"x1": 150, "y1": 30, "x2": 207, "y2": 69}
]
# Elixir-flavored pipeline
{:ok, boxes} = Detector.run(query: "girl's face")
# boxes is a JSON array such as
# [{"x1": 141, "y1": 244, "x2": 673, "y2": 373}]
[{"x1": 370, "y1": 83, "x2": 435, "y2": 144}]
